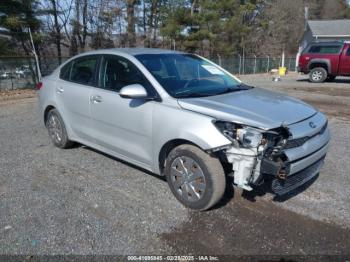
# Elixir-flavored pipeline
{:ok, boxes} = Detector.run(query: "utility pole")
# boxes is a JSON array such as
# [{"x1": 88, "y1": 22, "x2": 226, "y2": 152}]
[
  {"x1": 253, "y1": 55, "x2": 257, "y2": 74},
  {"x1": 304, "y1": 6, "x2": 309, "y2": 30},
  {"x1": 28, "y1": 27, "x2": 41, "y2": 82}
]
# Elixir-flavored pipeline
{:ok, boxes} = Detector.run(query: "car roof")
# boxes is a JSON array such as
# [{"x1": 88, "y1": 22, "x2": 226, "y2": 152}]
[
  {"x1": 309, "y1": 41, "x2": 345, "y2": 46},
  {"x1": 77, "y1": 48, "x2": 187, "y2": 57}
]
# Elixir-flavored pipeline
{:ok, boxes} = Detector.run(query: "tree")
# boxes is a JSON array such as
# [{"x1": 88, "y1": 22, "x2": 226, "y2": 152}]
[
  {"x1": 69, "y1": 0, "x2": 89, "y2": 55},
  {"x1": 159, "y1": 0, "x2": 262, "y2": 56},
  {"x1": 126, "y1": 0, "x2": 137, "y2": 47},
  {"x1": 2, "y1": 0, "x2": 350, "y2": 61},
  {"x1": 0, "y1": 0, "x2": 42, "y2": 83},
  {"x1": 49, "y1": 0, "x2": 62, "y2": 63},
  {"x1": 40, "y1": 0, "x2": 73, "y2": 62},
  {"x1": 0, "y1": 0, "x2": 42, "y2": 55}
]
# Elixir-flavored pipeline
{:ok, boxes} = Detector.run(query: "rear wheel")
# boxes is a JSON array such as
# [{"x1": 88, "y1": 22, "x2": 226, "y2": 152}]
[
  {"x1": 165, "y1": 144, "x2": 226, "y2": 211},
  {"x1": 46, "y1": 109, "x2": 74, "y2": 149},
  {"x1": 309, "y1": 67, "x2": 327, "y2": 83}
]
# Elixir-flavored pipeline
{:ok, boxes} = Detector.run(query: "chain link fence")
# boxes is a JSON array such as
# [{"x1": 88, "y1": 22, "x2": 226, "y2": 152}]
[
  {"x1": 0, "y1": 56, "x2": 296, "y2": 91},
  {"x1": 210, "y1": 56, "x2": 297, "y2": 75},
  {"x1": 0, "y1": 56, "x2": 69, "y2": 91}
]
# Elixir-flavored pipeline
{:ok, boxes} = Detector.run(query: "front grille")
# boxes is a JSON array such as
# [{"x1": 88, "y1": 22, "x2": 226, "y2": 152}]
[
  {"x1": 285, "y1": 121, "x2": 328, "y2": 149},
  {"x1": 284, "y1": 136, "x2": 309, "y2": 149},
  {"x1": 271, "y1": 156, "x2": 325, "y2": 195}
]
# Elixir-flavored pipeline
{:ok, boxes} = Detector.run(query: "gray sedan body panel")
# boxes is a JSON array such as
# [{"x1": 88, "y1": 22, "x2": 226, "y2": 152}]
[
  {"x1": 89, "y1": 86, "x2": 155, "y2": 166},
  {"x1": 178, "y1": 87, "x2": 317, "y2": 130},
  {"x1": 151, "y1": 102, "x2": 232, "y2": 174}
]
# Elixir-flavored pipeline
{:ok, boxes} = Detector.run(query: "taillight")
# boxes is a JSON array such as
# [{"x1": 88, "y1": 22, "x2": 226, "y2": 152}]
[{"x1": 36, "y1": 82, "x2": 43, "y2": 90}]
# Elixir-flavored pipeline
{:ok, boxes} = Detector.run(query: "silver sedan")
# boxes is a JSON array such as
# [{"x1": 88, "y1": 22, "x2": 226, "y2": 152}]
[{"x1": 38, "y1": 48, "x2": 330, "y2": 210}]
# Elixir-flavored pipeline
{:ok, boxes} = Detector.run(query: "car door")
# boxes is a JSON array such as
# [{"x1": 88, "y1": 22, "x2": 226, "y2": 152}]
[
  {"x1": 89, "y1": 54, "x2": 157, "y2": 167},
  {"x1": 339, "y1": 45, "x2": 350, "y2": 76},
  {"x1": 55, "y1": 55, "x2": 99, "y2": 142}
]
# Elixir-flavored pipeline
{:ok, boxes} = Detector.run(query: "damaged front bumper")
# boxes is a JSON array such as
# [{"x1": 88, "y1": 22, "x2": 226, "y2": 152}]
[{"x1": 223, "y1": 113, "x2": 331, "y2": 196}]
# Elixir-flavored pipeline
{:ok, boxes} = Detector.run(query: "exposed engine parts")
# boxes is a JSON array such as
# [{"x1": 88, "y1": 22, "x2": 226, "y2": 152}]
[{"x1": 223, "y1": 125, "x2": 292, "y2": 191}]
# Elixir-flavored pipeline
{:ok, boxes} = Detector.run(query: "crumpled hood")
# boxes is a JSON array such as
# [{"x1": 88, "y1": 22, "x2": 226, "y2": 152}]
[{"x1": 177, "y1": 87, "x2": 317, "y2": 129}]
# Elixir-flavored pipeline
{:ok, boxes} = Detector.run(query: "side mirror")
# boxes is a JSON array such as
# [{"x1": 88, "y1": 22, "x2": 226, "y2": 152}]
[{"x1": 119, "y1": 84, "x2": 148, "y2": 99}]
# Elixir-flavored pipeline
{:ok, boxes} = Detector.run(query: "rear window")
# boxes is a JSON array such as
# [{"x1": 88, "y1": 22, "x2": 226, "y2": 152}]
[
  {"x1": 70, "y1": 56, "x2": 98, "y2": 85},
  {"x1": 59, "y1": 62, "x2": 72, "y2": 80},
  {"x1": 307, "y1": 45, "x2": 342, "y2": 54},
  {"x1": 347, "y1": 47, "x2": 350, "y2": 56},
  {"x1": 59, "y1": 55, "x2": 99, "y2": 86}
]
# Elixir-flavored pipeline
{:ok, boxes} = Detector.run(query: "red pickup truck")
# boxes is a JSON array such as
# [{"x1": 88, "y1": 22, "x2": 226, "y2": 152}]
[{"x1": 298, "y1": 41, "x2": 350, "y2": 83}]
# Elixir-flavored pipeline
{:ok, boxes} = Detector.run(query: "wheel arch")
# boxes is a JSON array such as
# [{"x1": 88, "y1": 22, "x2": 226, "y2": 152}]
[
  {"x1": 44, "y1": 105, "x2": 56, "y2": 124},
  {"x1": 308, "y1": 59, "x2": 331, "y2": 73},
  {"x1": 42, "y1": 104, "x2": 76, "y2": 141},
  {"x1": 157, "y1": 138, "x2": 230, "y2": 176},
  {"x1": 158, "y1": 139, "x2": 200, "y2": 176}
]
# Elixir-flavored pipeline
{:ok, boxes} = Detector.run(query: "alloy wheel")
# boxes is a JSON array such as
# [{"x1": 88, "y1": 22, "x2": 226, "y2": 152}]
[
  {"x1": 47, "y1": 113, "x2": 63, "y2": 144},
  {"x1": 311, "y1": 70, "x2": 323, "y2": 81}
]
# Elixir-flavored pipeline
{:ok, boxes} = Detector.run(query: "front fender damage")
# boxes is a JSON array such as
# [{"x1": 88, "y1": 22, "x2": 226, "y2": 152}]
[{"x1": 212, "y1": 125, "x2": 291, "y2": 191}]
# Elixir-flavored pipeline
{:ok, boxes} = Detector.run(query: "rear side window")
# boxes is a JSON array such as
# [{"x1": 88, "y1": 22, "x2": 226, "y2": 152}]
[
  {"x1": 308, "y1": 45, "x2": 342, "y2": 54},
  {"x1": 59, "y1": 62, "x2": 72, "y2": 80},
  {"x1": 67, "y1": 56, "x2": 98, "y2": 85},
  {"x1": 347, "y1": 48, "x2": 350, "y2": 56}
]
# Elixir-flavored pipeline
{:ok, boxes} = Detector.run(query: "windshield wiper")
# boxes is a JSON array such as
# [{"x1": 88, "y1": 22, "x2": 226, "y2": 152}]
[
  {"x1": 212, "y1": 84, "x2": 254, "y2": 96},
  {"x1": 175, "y1": 84, "x2": 253, "y2": 98},
  {"x1": 175, "y1": 91, "x2": 216, "y2": 98}
]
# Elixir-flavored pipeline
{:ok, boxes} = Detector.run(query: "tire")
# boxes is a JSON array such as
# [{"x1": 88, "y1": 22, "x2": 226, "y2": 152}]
[
  {"x1": 309, "y1": 67, "x2": 327, "y2": 83},
  {"x1": 164, "y1": 144, "x2": 226, "y2": 211},
  {"x1": 46, "y1": 109, "x2": 74, "y2": 149},
  {"x1": 326, "y1": 75, "x2": 336, "y2": 82}
]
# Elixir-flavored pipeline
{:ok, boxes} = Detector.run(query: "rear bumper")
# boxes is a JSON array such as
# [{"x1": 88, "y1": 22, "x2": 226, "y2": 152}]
[{"x1": 297, "y1": 66, "x2": 308, "y2": 74}]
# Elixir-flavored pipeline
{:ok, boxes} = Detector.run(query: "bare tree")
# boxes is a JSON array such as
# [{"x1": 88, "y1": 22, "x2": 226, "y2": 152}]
[
  {"x1": 42, "y1": 0, "x2": 73, "y2": 63},
  {"x1": 145, "y1": 0, "x2": 159, "y2": 47},
  {"x1": 40, "y1": 0, "x2": 73, "y2": 62},
  {"x1": 69, "y1": 0, "x2": 88, "y2": 55},
  {"x1": 50, "y1": 0, "x2": 62, "y2": 63},
  {"x1": 127, "y1": 0, "x2": 137, "y2": 47}
]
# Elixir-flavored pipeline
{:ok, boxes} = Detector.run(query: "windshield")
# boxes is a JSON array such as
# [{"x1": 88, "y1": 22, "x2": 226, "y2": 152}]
[{"x1": 135, "y1": 53, "x2": 246, "y2": 98}]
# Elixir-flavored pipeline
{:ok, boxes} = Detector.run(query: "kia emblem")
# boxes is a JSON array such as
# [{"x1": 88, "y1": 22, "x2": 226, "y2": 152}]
[{"x1": 309, "y1": 122, "x2": 316, "y2": 128}]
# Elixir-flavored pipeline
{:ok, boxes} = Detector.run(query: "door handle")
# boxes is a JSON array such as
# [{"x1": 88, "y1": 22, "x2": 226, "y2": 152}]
[
  {"x1": 90, "y1": 95, "x2": 102, "y2": 103},
  {"x1": 56, "y1": 87, "x2": 64, "y2": 94}
]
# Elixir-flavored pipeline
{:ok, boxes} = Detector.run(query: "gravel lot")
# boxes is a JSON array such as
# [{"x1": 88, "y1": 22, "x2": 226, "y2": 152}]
[{"x1": 0, "y1": 74, "x2": 350, "y2": 257}]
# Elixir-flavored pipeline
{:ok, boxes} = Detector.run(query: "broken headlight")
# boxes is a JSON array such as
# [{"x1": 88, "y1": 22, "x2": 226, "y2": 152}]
[
  {"x1": 214, "y1": 121, "x2": 264, "y2": 148},
  {"x1": 236, "y1": 127, "x2": 263, "y2": 148}
]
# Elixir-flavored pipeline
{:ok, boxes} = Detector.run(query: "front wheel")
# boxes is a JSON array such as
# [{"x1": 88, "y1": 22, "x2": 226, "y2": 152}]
[
  {"x1": 309, "y1": 67, "x2": 327, "y2": 83},
  {"x1": 165, "y1": 144, "x2": 226, "y2": 211}
]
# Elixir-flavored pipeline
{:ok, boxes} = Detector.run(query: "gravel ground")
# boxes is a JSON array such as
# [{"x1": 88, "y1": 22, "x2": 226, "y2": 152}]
[
  {"x1": 238, "y1": 73, "x2": 350, "y2": 121},
  {"x1": 0, "y1": 99, "x2": 188, "y2": 254},
  {"x1": 0, "y1": 74, "x2": 350, "y2": 256}
]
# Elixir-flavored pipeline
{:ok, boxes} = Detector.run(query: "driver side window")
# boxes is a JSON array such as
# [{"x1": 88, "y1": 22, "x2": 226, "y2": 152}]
[{"x1": 99, "y1": 55, "x2": 152, "y2": 93}]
